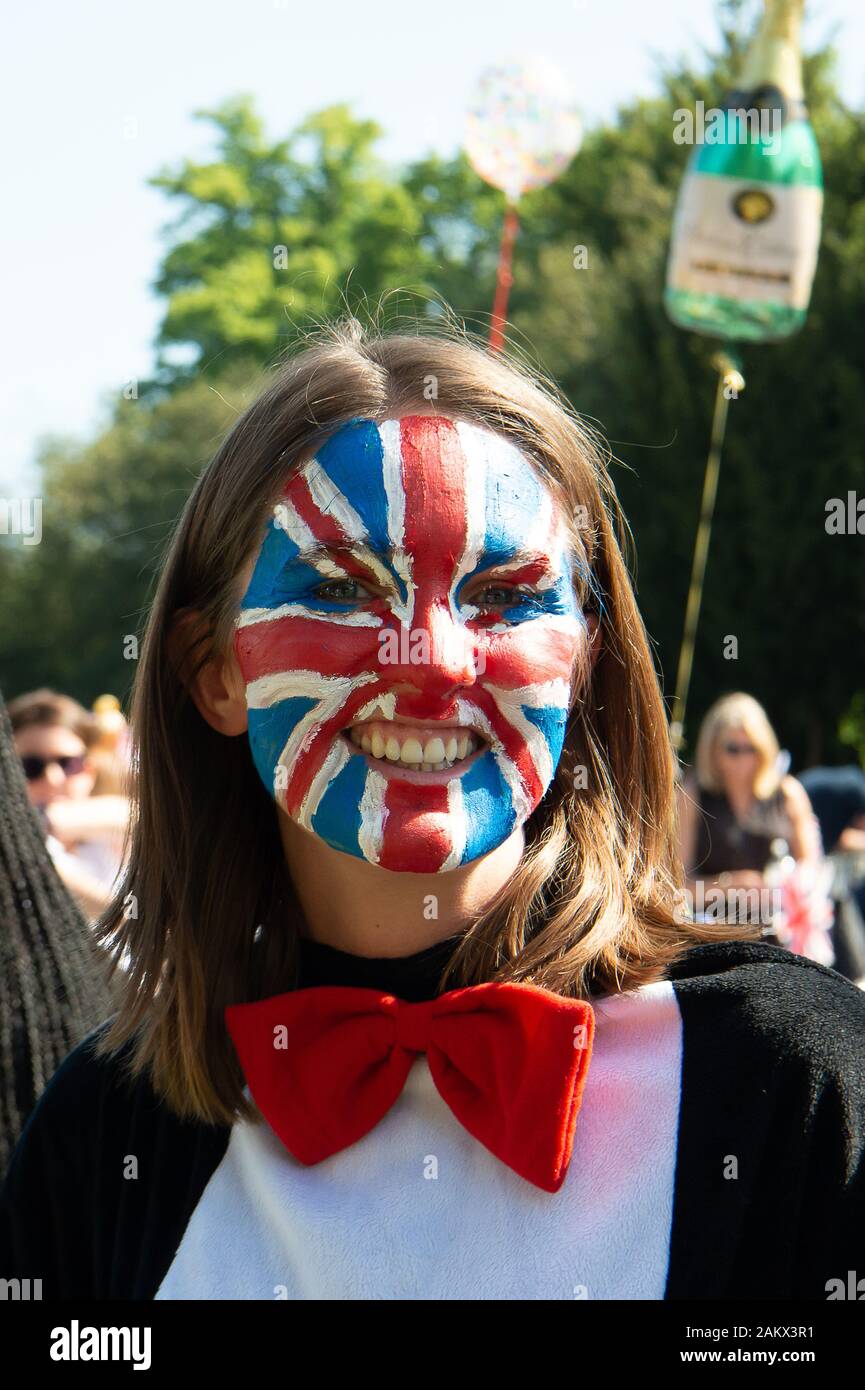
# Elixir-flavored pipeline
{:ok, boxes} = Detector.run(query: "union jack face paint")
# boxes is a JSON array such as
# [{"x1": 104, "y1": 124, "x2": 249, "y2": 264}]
[{"x1": 233, "y1": 415, "x2": 587, "y2": 873}]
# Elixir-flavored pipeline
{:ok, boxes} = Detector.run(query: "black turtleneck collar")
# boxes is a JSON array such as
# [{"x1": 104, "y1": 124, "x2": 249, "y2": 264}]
[{"x1": 296, "y1": 933, "x2": 465, "y2": 1002}]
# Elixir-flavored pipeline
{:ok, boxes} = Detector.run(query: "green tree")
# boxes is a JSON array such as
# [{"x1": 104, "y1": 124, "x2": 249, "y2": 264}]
[
  {"x1": 150, "y1": 97, "x2": 438, "y2": 381},
  {"x1": 0, "y1": 367, "x2": 258, "y2": 701}
]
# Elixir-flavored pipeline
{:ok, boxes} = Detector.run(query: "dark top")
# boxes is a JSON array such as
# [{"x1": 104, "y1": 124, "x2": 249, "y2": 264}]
[
  {"x1": 800, "y1": 765, "x2": 865, "y2": 855},
  {"x1": 295, "y1": 932, "x2": 463, "y2": 1001},
  {"x1": 692, "y1": 784, "x2": 793, "y2": 877}
]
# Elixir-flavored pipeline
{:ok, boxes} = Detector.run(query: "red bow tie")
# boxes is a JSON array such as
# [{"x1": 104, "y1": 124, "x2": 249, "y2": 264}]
[{"x1": 225, "y1": 981, "x2": 595, "y2": 1193}]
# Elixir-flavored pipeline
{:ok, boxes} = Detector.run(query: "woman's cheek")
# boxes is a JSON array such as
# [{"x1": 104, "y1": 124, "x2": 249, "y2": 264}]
[
  {"x1": 234, "y1": 625, "x2": 384, "y2": 696},
  {"x1": 480, "y1": 614, "x2": 586, "y2": 688}
]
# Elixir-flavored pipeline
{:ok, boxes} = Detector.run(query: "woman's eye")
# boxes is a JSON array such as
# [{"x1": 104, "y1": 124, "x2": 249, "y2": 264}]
[
  {"x1": 312, "y1": 579, "x2": 374, "y2": 603},
  {"x1": 469, "y1": 583, "x2": 535, "y2": 609}
]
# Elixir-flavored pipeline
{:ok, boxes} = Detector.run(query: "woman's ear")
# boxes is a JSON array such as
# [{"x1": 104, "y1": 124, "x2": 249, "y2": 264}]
[{"x1": 169, "y1": 611, "x2": 249, "y2": 737}]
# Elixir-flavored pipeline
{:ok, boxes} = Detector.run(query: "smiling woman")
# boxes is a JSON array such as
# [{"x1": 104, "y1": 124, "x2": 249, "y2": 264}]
[{"x1": 1, "y1": 315, "x2": 864, "y2": 1302}]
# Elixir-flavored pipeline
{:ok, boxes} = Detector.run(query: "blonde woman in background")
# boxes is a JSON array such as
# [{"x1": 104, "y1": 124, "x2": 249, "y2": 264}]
[{"x1": 678, "y1": 692, "x2": 821, "y2": 927}]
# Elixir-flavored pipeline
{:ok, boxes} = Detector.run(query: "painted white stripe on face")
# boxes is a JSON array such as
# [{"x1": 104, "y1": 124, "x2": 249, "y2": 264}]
[
  {"x1": 455, "y1": 697, "x2": 533, "y2": 825},
  {"x1": 357, "y1": 767, "x2": 388, "y2": 864},
  {"x1": 245, "y1": 670, "x2": 374, "y2": 712},
  {"x1": 439, "y1": 776, "x2": 467, "y2": 871},
  {"x1": 482, "y1": 681, "x2": 571, "y2": 792},
  {"x1": 245, "y1": 670, "x2": 378, "y2": 815},
  {"x1": 237, "y1": 605, "x2": 383, "y2": 630},
  {"x1": 302, "y1": 459, "x2": 368, "y2": 543},
  {"x1": 273, "y1": 499, "x2": 320, "y2": 554},
  {"x1": 298, "y1": 738, "x2": 354, "y2": 829},
  {"x1": 352, "y1": 692, "x2": 397, "y2": 725},
  {"x1": 451, "y1": 420, "x2": 488, "y2": 621},
  {"x1": 379, "y1": 419, "x2": 405, "y2": 550},
  {"x1": 379, "y1": 419, "x2": 414, "y2": 630},
  {"x1": 484, "y1": 612, "x2": 586, "y2": 640}
]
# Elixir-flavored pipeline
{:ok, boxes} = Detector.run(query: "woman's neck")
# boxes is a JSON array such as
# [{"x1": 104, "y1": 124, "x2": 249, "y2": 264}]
[{"x1": 277, "y1": 809, "x2": 525, "y2": 957}]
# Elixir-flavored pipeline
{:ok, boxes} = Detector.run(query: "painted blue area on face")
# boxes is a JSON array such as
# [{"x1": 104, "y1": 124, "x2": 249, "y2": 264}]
[
  {"x1": 310, "y1": 755, "x2": 367, "y2": 858},
  {"x1": 459, "y1": 752, "x2": 517, "y2": 863},
  {"x1": 452, "y1": 449, "x2": 583, "y2": 625},
  {"x1": 241, "y1": 517, "x2": 349, "y2": 613},
  {"x1": 521, "y1": 703, "x2": 569, "y2": 771},
  {"x1": 312, "y1": 418, "x2": 392, "y2": 552},
  {"x1": 242, "y1": 517, "x2": 361, "y2": 615},
  {"x1": 497, "y1": 576, "x2": 585, "y2": 624},
  {"x1": 242, "y1": 519, "x2": 300, "y2": 609},
  {"x1": 241, "y1": 420, "x2": 417, "y2": 618},
  {"x1": 248, "y1": 698, "x2": 318, "y2": 793}
]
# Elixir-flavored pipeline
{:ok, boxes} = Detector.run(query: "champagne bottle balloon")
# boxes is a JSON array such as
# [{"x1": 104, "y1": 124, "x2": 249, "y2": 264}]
[{"x1": 665, "y1": 0, "x2": 823, "y2": 342}]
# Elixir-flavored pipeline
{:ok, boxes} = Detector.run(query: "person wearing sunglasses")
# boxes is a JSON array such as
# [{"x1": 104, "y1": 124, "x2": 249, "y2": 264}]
[
  {"x1": 677, "y1": 691, "x2": 821, "y2": 932},
  {"x1": 8, "y1": 688, "x2": 129, "y2": 919}
]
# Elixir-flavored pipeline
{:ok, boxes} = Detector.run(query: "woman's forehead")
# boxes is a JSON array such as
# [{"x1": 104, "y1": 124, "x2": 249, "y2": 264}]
[{"x1": 286, "y1": 414, "x2": 569, "y2": 555}]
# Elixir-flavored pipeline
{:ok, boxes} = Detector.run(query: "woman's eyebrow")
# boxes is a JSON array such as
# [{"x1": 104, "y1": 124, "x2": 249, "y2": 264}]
[
  {"x1": 287, "y1": 540, "x2": 568, "y2": 583},
  {"x1": 471, "y1": 548, "x2": 558, "y2": 574},
  {"x1": 288, "y1": 541, "x2": 389, "y2": 565}
]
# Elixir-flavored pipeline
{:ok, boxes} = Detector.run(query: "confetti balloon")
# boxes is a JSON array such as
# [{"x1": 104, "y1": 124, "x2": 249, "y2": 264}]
[{"x1": 465, "y1": 57, "x2": 582, "y2": 203}]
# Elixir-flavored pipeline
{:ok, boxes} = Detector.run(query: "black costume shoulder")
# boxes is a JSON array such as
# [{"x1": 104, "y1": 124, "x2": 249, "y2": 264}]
[
  {"x1": 665, "y1": 941, "x2": 865, "y2": 1299},
  {"x1": 0, "y1": 1024, "x2": 230, "y2": 1299}
]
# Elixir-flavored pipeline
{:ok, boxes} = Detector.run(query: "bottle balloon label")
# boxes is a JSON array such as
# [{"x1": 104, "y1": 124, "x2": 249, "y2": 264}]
[{"x1": 666, "y1": 161, "x2": 823, "y2": 337}]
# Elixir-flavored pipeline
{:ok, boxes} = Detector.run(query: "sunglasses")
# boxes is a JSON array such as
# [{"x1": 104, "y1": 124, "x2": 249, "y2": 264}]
[
  {"x1": 21, "y1": 754, "x2": 87, "y2": 780},
  {"x1": 721, "y1": 742, "x2": 757, "y2": 757}
]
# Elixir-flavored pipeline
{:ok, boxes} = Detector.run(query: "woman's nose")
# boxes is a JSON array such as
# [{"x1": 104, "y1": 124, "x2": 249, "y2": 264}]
[
  {"x1": 379, "y1": 603, "x2": 482, "y2": 698},
  {"x1": 44, "y1": 761, "x2": 68, "y2": 789}
]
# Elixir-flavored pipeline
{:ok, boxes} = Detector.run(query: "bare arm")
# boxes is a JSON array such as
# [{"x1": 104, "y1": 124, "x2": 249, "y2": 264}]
[
  {"x1": 837, "y1": 814, "x2": 865, "y2": 854},
  {"x1": 45, "y1": 795, "x2": 130, "y2": 848},
  {"x1": 781, "y1": 776, "x2": 822, "y2": 864}
]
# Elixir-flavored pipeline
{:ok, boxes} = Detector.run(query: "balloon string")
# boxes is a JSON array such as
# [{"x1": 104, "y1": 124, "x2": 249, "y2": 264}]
[
  {"x1": 669, "y1": 350, "x2": 745, "y2": 753},
  {"x1": 489, "y1": 203, "x2": 521, "y2": 353}
]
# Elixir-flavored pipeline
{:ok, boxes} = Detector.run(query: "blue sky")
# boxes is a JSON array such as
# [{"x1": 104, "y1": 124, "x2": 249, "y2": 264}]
[{"x1": 2, "y1": 0, "x2": 861, "y2": 490}]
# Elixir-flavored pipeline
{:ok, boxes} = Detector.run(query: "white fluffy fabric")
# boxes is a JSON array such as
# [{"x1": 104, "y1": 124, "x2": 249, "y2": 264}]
[{"x1": 156, "y1": 981, "x2": 682, "y2": 1300}]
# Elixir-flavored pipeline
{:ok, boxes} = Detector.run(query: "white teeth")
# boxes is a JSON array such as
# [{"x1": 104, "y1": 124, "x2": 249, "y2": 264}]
[
  {"x1": 347, "y1": 725, "x2": 483, "y2": 771},
  {"x1": 399, "y1": 737, "x2": 424, "y2": 764}
]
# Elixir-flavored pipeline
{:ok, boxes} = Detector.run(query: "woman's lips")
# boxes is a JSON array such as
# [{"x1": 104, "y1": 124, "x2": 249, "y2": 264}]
[{"x1": 343, "y1": 719, "x2": 487, "y2": 780}]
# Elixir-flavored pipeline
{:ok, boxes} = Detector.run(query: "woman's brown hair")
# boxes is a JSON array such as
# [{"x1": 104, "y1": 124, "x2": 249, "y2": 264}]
[{"x1": 95, "y1": 313, "x2": 731, "y2": 1124}]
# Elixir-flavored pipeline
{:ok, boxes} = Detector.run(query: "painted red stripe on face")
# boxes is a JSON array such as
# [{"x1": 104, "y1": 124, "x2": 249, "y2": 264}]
[
  {"x1": 479, "y1": 559, "x2": 556, "y2": 589},
  {"x1": 284, "y1": 469, "x2": 352, "y2": 552},
  {"x1": 399, "y1": 416, "x2": 468, "y2": 605},
  {"x1": 236, "y1": 615, "x2": 381, "y2": 683},
  {"x1": 480, "y1": 624, "x2": 584, "y2": 688},
  {"x1": 391, "y1": 417, "x2": 471, "y2": 722},
  {"x1": 463, "y1": 686, "x2": 546, "y2": 807},
  {"x1": 378, "y1": 779, "x2": 453, "y2": 873},
  {"x1": 281, "y1": 684, "x2": 390, "y2": 820}
]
